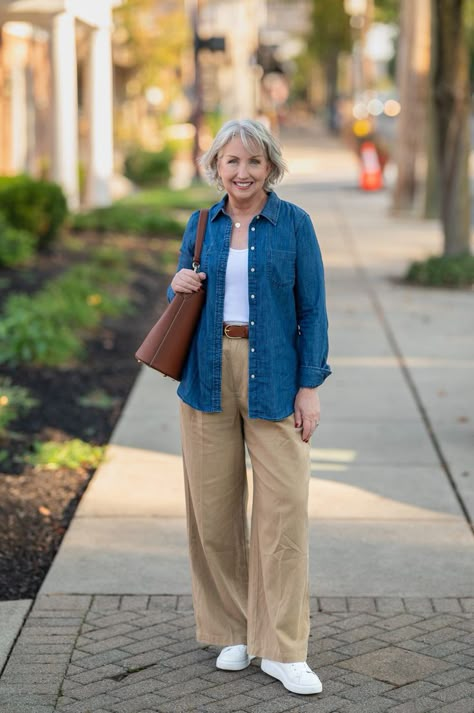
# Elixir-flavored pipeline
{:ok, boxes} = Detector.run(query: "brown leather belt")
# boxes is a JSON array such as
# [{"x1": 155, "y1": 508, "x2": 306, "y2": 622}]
[{"x1": 223, "y1": 323, "x2": 249, "y2": 339}]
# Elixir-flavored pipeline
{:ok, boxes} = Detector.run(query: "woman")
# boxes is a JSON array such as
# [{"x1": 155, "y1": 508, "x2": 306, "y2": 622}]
[{"x1": 167, "y1": 119, "x2": 331, "y2": 695}]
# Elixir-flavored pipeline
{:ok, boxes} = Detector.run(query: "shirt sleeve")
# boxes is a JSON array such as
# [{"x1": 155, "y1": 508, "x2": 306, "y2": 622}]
[
  {"x1": 294, "y1": 211, "x2": 332, "y2": 388},
  {"x1": 166, "y1": 210, "x2": 201, "y2": 303}
]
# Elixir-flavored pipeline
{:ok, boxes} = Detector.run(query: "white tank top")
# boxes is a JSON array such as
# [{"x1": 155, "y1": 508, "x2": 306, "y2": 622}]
[{"x1": 223, "y1": 248, "x2": 249, "y2": 323}]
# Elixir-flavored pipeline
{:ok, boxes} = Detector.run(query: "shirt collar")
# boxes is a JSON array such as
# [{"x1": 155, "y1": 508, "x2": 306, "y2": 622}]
[{"x1": 209, "y1": 190, "x2": 281, "y2": 226}]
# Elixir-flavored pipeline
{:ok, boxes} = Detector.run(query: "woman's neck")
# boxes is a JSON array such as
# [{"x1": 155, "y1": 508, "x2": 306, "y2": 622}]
[{"x1": 226, "y1": 192, "x2": 268, "y2": 219}]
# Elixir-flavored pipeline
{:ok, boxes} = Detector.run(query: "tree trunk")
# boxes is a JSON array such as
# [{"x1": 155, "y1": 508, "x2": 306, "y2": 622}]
[
  {"x1": 432, "y1": 0, "x2": 471, "y2": 255},
  {"x1": 325, "y1": 50, "x2": 339, "y2": 134},
  {"x1": 392, "y1": 0, "x2": 431, "y2": 213},
  {"x1": 424, "y1": 0, "x2": 440, "y2": 218}
]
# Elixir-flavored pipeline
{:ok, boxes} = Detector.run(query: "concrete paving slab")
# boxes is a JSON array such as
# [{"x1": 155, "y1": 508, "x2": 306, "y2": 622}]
[
  {"x1": 322, "y1": 366, "x2": 422, "y2": 421},
  {"x1": 0, "y1": 600, "x2": 32, "y2": 672},
  {"x1": 73, "y1": 449, "x2": 463, "y2": 522},
  {"x1": 329, "y1": 328, "x2": 395, "y2": 358},
  {"x1": 312, "y1": 419, "x2": 439, "y2": 466},
  {"x1": 401, "y1": 367, "x2": 474, "y2": 424},
  {"x1": 75, "y1": 445, "x2": 185, "y2": 518},
  {"x1": 311, "y1": 520, "x2": 474, "y2": 597},
  {"x1": 39, "y1": 515, "x2": 474, "y2": 597},
  {"x1": 309, "y1": 464, "x2": 464, "y2": 520},
  {"x1": 111, "y1": 367, "x2": 181, "y2": 454},
  {"x1": 39, "y1": 518, "x2": 191, "y2": 595}
]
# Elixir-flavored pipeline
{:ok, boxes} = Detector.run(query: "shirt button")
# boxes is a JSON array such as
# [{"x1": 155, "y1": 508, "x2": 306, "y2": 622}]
[
  {"x1": 250, "y1": 294, "x2": 255, "y2": 299},
  {"x1": 250, "y1": 267, "x2": 255, "y2": 272},
  {"x1": 250, "y1": 321, "x2": 255, "y2": 325},
  {"x1": 251, "y1": 227, "x2": 255, "y2": 231},
  {"x1": 251, "y1": 348, "x2": 255, "y2": 352},
  {"x1": 257, "y1": 215, "x2": 260, "y2": 219},
  {"x1": 251, "y1": 374, "x2": 255, "y2": 378},
  {"x1": 250, "y1": 246, "x2": 255, "y2": 251}
]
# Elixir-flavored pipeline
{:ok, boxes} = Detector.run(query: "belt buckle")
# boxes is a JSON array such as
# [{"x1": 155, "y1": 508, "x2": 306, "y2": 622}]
[{"x1": 224, "y1": 324, "x2": 240, "y2": 339}]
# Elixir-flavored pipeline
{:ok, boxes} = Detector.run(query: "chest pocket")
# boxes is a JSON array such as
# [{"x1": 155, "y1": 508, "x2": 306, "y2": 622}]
[
  {"x1": 197, "y1": 240, "x2": 215, "y2": 273},
  {"x1": 266, "y1": 249, "x2": 296, "y2": 287}
]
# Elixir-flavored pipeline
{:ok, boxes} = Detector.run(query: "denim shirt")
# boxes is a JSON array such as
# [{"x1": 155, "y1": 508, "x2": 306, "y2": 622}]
[{"x1": 167, "y1": 190, "x2": 331, "y2": 420}]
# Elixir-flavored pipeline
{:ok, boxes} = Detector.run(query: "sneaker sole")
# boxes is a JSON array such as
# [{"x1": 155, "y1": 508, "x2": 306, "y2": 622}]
[
  {"x1": 261, "y1": 659, "x2": 323, "y2": 695},
  {"x1": 216, "y1": 655, "x2": 256, "y2": 671}
]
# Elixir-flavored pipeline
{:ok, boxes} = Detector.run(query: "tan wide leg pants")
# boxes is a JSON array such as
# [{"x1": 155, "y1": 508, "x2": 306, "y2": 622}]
[{"x1": 179, "y1": 336, "x2": 311, "y2": 662}]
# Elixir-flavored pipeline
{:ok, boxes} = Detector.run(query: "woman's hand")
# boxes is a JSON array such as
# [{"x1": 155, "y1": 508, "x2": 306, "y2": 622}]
[
  {"x1": 294, "y1": 387, "x2": 320, "y2": 443},
  {"x1": 171, "y1": 268, "x2": 206, "y2": 293}
]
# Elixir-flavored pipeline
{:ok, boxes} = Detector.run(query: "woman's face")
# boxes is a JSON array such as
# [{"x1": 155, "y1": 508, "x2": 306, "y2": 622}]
[{"x1": 217, "y1": 136, "x2": 271, "y2": 203}]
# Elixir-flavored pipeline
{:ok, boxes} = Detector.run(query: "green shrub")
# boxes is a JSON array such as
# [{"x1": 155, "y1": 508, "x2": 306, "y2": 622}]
[
  {"x1": 0, "y1": 293, "x2": 83, "y2": 366},
  {"x1": 124, "y1": 146, "x2": 174, "y2": 186},
  {"x1": 0, "y1": 250, "x2": 133, "y2": 367},
  {"x1": 0, "y1": 175, "x2": 68, "y2": 249},
  {"x1": 27, "y1": 438, "x2": 105, "y2": 470},
  {"x1": 0, "y1": 377, "x2": 38, "y2": 436},
  {"x1": 70, "y1": 203, "x2": 183, "y2": 235},
  {"x1": 0, "y1": 213, "x2": 37, "y2": 267},
  {"x1": 91, "y1": 244, "x2": 129, "y2": 271},
  {"x1": 406, "y1": 253, "x2": 474, "y2": 287}
]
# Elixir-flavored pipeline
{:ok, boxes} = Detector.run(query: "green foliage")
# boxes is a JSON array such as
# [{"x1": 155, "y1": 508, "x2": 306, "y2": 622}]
[
  {"x1": 120, "y1": 184, "x2": 217, "y2": 210},
  {"x1": 374, "y1": 0, "x2": 400, "y2": 24},
  {"x1": 124, "y1": 146, "x2": 174, "y2": 186},
  {"x1": 78, "y1": 389, "x2": 120, "y2": 409},
  {"x1": 0, "y1": 213, "x2": 37, "y2": 268},
  {"x1": 113, "y1": 0, "x2": 190, "y2": 100},
  {"x1": 405, "y1": 253, "x2": 474, "y2": 287},
  {"x1": 0, "y1": 175, "x2": 68, "y2": 249},
  {"x1": 91, "y1": 244, "x2": 129, "y2": 271},
  {"x1": 27, "y1": 438, "x2": 105, "y2": 470},
  {"x1": 308, "y1": 0, "x2": 351, "y2": 61},
  {"x1": 70, "y1": 203, "x2": 183, "y2": 236},
  {"x1": 0, "y1": 378, "x2": 38, "y2": 436},
  {"x1": 0, "y1": 249, "x2": 132, "y2": 367},
  {"x1": 0, "y1": 293, "x2": 84, "y2": 366}
]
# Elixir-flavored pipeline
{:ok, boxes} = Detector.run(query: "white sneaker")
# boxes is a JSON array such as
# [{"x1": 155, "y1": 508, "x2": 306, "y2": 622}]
[
  {"x1": 261, "y1": 659, "x2": 323, "y2": 695},
  {"x1": 216, "y1": 644, "x2": 255, "y2": 671}
]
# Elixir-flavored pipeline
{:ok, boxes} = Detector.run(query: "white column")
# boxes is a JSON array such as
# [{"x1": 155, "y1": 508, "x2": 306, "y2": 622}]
[
  {"x1": 51, "y1": 11, "x2": 79, "y2": 209},
  {"x1": 85, "y1": 21, "x2": 113, "y2": 207},
  {"x1": 10, "y1": 63, "x2": 27, "y2": 172}
]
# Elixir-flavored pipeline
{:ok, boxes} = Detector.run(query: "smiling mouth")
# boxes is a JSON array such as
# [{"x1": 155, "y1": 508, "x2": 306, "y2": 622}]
[{"x1": 234, "y1": 181, "x2": 253, "y2": 188}]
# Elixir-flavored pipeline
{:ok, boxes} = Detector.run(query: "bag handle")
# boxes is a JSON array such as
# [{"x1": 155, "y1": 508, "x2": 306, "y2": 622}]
[{"x1": 192, "y1": 209, "x2": 209, "y2": 273}]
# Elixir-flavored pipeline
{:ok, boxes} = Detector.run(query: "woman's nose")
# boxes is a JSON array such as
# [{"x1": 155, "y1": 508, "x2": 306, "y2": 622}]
[{"x1": 237, "y1": 164, "x2": 250, "y2": 178}]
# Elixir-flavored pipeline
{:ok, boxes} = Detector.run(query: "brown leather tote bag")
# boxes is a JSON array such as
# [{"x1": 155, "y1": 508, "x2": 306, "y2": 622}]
[{"x1": 135, "y1": 209, "x2": 208, "y2": 380}]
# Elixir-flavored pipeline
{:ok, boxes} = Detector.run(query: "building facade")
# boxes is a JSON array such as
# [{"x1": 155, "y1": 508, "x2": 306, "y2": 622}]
[{"x1": 0, "y1": 0, "x2": 121, "y2": 208}]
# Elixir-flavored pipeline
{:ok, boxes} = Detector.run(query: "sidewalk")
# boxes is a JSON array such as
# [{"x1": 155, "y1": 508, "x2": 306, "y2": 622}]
[{"x1": 1, "y1": 122, "x2": 473, "y2": 713}]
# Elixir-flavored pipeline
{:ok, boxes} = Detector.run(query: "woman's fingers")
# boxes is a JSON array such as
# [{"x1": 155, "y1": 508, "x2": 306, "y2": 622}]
[
  {"x1": 302, "y1": 416, "x2": 314, "y2": 443},
  {"x1": 301, "y1": 415, "x2": 320, "y2": 442},
  {"x1": 172, "y1": 269, "x2": 206, "y2": 293},
  {"x1": 294, "y1": 406, "x2": 302, "y2": 429}
]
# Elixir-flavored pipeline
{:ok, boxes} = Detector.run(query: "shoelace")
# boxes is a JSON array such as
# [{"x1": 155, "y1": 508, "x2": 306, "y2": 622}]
[{"x1": 289, "y1": 662, "x2": 313, "y2": 680}]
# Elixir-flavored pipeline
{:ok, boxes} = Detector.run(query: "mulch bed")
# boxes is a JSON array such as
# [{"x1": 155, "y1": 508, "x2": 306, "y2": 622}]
[{"x1": 0, "y1": 234, "x2": 173, "y2": 600}]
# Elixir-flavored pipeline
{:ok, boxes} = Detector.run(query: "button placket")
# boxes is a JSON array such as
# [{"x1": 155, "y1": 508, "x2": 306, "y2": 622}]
[{"x1": 248, "y1": 223, "x2": 257, "y2": 382}]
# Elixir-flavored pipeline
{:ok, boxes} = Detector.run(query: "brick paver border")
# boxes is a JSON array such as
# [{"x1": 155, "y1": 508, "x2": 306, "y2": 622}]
[{"x1": 0, "y1": 596, "x2": 472, "y2": 713}]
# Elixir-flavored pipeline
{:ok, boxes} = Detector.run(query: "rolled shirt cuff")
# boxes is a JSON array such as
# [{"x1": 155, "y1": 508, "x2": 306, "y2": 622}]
[{"x1": 298, "y1": 364, "x2": 332, "y2": 388}]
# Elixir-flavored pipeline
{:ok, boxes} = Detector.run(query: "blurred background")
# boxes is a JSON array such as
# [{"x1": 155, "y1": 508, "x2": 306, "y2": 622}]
[
  {"x1": 0, "y1": 0, "x2": 472, "y2": 246},
  {"x1": 0, "y1": 0, "x2": 472, "y2": 292},
  {"x1": 0, "y1": 0, "x2": 473, "y2": 604}
]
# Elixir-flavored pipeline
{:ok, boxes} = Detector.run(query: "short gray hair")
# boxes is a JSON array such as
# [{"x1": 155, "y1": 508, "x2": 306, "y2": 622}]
[{"x1": 199, "y1": 119, "x2": 287, "y2": 191}]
